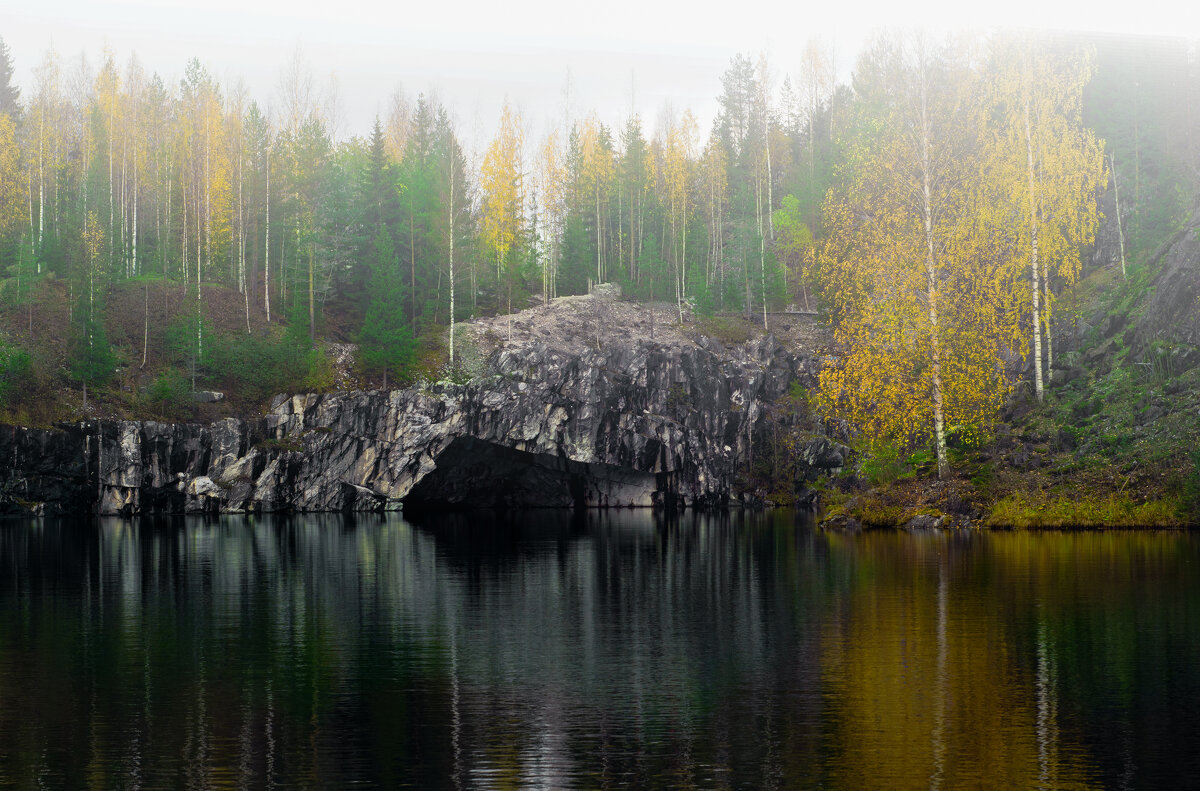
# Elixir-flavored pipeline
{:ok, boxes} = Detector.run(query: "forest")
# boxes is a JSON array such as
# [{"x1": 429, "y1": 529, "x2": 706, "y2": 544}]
[{"x1": 0, "y1": 30, "x2": 1196, "y2": 483}]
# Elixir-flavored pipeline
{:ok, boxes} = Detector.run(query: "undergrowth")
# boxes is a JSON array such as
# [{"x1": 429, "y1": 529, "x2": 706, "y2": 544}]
[{"x1": 985, "y1": 491, "x2": 1185, "y2": 528}]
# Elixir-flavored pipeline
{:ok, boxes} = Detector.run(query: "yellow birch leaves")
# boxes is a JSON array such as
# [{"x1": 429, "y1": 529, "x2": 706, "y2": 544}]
[{"x1": 819, "y1": 33, "x2": 1104, "y2": 469}]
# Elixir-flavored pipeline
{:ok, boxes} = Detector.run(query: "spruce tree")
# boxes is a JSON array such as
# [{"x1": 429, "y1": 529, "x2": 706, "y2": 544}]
[
  {"x1": 357, "y1": 229, "x2": 414, "y2": 388},
  {"x1": 0, "y1": 37, "x2": 19, "y2": 122}
]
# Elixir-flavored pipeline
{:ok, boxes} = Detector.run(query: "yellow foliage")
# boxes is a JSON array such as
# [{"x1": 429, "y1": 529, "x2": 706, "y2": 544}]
[
  {"x1": 0, "y1": 115, "x2": 23, "y2": 238},
  {"x1": 819, "y1": 33, "x2": 1104, "y2": 471},
  {"x1": 480, "y1": 102, "x2": 524, "y2": 271},
  {"x1": 819, "y1": 36, "x2": 1013, "y2": 469}
]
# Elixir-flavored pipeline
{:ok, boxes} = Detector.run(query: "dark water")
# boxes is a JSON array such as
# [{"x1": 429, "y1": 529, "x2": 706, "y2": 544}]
[{"x1": 1, "y1": 513, "x2": 1198, "y2": 790}]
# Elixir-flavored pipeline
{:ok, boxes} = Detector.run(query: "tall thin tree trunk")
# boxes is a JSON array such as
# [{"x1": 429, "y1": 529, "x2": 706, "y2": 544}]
[
  {"x1": 109, "y1": 103, "x2": 114, "y2": 266},
  {"x1": 204, "y1": 132, "x2": 211, "y2": 274},
  {"x1": 141, "y1": 281, "x2": 149, "y2": 368},
  {"x1": 37, "y1": 103, "x2": 44, "y2": 265},
  {"x1": 920, "y1": 67, "x2": 948, "y2": 479},
  {"x1": 132, "y1": 144, "x2": 138, "y2": 276},
  {"x1": 765, "y1": 118, "x2": 774, "y2": 241},
  {"x1": 757, "y1": 172, "x2": 767, "y2": 330},
  {"x1": 182, "y1": 178, "x2": 189, "y2": 289},
  {"x1": 265, "y1": 148, "x2": 271, "y2": 322},
  {"x1": 1111, "y1": 154, "x2": 1127, "y2": 280},
  {"x1": 1026, "y1": 96, "x2": 1044, "y2": 403},
  {"x1": 241, "y1": 156, "x2": 249, "y2": 333},
  {"x1": 120, "y1": 134, "x2": 128, "y2": 277},
  {"x1": 1042, "y1": 247, "x2": 1054, "y2": 374},
  {"x1": 449, "y1": 162, "x2": 456, "y2": 368},
  {"x1": 595, "y1": 183, "x2": 602, "y2": 283},
  {"x1": 410, "y1": 191, "x2": 416, "y2": 333}
]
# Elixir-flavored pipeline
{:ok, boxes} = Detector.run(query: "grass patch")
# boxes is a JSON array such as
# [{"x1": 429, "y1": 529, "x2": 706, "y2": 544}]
[
  {"x1": 985, "y1": 491, "x2": 1186, "y2": 528},
  {"x1": 694, "y1": 315, "x2": 757, "y2": 346},
  {"x1": 254, "y1": 436, "x2": 304, "y2": 454}
]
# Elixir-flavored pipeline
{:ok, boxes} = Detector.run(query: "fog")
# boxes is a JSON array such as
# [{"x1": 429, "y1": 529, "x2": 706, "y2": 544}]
[{"x1": 6, "y1": 0, "x2": 1195, "y2": 147}]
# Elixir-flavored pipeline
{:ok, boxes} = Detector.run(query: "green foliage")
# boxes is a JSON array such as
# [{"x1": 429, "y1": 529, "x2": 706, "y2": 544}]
[
  {"x1": 164, "y1": 309, "x2": 214, "y2": 374},
  {"x1": 1183, "y1": 451, "x2": 1200, "y2": 517},
  {"x1": 303, "y1": 347, "x2": 336, "y2": 392},
  {"x1": 68, "y1": 313, "x2": 116, "y2": 396},
  {"x1": 859, "y1": 447, "x2": 907, "y2": 487},
  {"x1": 1136, "y1": 341, "x2": 1179, "y2": 387},
  {"x1": 357, "y1": 230, "x2": 417, "y2": 384},
  {"x1": 208, "y1": 331, "x2": 313, "y2": 403},
  {"x1": 0, "y1": 338, "x2": 32, "y2": 408},
  {"x1": 986, "y1": 491, "x2": 1184, "y2": 527},
  {"x1": 857, "y1": 444, "x2": 936, "y2": 486},
  {"x1": 787, "y1": 381, "x2": 809, "y2": 416},
  {"x1": 666, "y1": 384, "x2": 690, "y2": 412},
  {"x1": 145, "y1": 367, "x2": 190, "y2": 418},
  {"x1": 558, "y1": 213, "x2": 592, "y2": 296}
]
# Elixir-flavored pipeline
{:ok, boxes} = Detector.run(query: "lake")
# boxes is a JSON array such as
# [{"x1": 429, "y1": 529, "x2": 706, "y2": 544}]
[{"x1": 1, "y1": 512, "x2": 1198, "y2": 789}]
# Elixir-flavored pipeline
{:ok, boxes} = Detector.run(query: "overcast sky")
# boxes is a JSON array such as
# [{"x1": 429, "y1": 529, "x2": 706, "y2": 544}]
[{"x1": 6, "y1": 0, "x2": 1199, "y2": 151}]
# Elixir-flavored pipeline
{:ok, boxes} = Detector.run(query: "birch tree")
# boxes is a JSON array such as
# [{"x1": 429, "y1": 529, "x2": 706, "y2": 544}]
[
  {"x1": 988, "y1": 36, "x2": 1104, "y2": 400},
  {"x1": 480, "y1": 102, "x2": 525, "y2": 316},
  {"x1": 820, "y1": 35, "x2": 1010, "y2": 478}
]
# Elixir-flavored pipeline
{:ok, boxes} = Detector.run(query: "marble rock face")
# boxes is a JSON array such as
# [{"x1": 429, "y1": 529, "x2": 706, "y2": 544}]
[{"x1": 0, "y1": 301, "x2": 848, "y2": 515}]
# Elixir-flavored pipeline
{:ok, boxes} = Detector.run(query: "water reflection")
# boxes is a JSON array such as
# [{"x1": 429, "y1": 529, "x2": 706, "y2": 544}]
[{"x1": 0, "y1": 516, "x2": 1197, "y2": 788}]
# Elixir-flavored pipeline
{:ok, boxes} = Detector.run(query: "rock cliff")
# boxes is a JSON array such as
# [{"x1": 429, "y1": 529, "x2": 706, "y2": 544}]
[{"x1": 0, "y1": 293, "x2": 846, "y2": 515}]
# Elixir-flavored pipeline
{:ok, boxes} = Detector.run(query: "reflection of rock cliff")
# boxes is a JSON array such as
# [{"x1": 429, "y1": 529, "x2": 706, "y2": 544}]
[{"x1": 0, "y1": 293, "x2": 847, "y2": 514}]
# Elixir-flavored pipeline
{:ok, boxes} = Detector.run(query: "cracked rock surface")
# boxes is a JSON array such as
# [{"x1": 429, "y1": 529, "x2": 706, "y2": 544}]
[{"x1": 0, "y1": 294, "x2": 846, "y2": 514}]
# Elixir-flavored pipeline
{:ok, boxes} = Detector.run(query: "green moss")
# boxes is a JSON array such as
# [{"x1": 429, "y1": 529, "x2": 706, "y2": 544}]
[
  {"x1": 985, "y1": 491, "x2": 1185, "y2": 528},
  {"x1": 255, "y1": 436, "x2": 304, "y2": 454}
]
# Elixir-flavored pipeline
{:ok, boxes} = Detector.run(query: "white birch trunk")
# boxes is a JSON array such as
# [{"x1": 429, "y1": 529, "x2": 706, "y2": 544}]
[
  {"x1": 1026, "y1": 96, "x2": 1044, "y2": 403},
  {"x1": 265, "y1": 147, "x2": 271, "y2": 322},
  {"x1": 37, "y1": 103, "x2": 44, "y2": 264},
  {"x1": 919, "y1": 66, "x2": 948, "y2": 480},
  {"x1": 132, "y1": 145, "x2": 138, "y2": 276},
  {"x1": 765, "y1": 117, "x2": 774, "y2": 241},
  {"x1": 1111, "y1": 154, "x2": 1127, "y2": 280},
  {"x1": 449, "y1": 162, "x2": 456, "y2": 368}
]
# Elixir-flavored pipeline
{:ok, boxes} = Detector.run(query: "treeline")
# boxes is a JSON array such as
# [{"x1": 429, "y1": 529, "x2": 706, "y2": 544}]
[
  {"x1": 0, "y1": 37, "x2": 845, "y2": 398},
  {"x1": 0, "y1": 31, "x2": 1196, "y2": 466}
]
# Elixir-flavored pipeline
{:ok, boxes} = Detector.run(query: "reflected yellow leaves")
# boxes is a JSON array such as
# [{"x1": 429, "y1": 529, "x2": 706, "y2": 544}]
[{"x1": 821, "y1": 532, "x2": 1100, "y2": 790}]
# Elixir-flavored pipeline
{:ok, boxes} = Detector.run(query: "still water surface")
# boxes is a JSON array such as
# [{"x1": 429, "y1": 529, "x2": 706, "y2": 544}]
[{"x1": 1, "y1": 511, "x2": 1198, "y2": 789}]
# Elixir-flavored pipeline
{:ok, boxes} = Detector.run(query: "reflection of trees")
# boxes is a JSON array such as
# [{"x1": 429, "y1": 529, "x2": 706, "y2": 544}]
[
  {"x1": 0, "y1": 511, "x2": 834, "y2": 788},
  {"x1": 1, "y1": 519, "x2": 1198, "y2": 788},
  {"x1": 987, "y1": 532, "x2": 1200, "y2": 789},
  {"x1": 820, "y1": 532, "x2": 1100, "y2": 790},
  {"x1": 0, "y1": 516, "x2": 460, "y2": 788}
]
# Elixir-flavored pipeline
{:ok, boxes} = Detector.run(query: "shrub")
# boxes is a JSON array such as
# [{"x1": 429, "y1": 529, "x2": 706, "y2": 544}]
[
  {"x1": 0, "y1": 341, "x2": 33, "y2": 408},
  {"x1": 1183, "y1": 451, "x2": 1200, "y2": 518},
  {"x1": 145, "y1": 368, "x2": 190, "y2": 419}
]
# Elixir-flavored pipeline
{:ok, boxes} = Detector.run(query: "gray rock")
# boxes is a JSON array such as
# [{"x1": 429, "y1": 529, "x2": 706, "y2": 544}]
[
  {"x1": 0, "y1": 311, "x2": 834, "y2": 515},
  {"x1": 192, "y1": 390, "x2": 225, "y2": 403}
]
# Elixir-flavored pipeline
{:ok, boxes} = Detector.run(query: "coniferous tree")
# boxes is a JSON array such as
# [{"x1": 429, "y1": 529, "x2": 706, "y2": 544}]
[
  {"x1": 0, "y1": 36, "x2": 20, "y2": 122},
  {"x1": 357, "y1": 229, "x2": 414, "y2": 387}
]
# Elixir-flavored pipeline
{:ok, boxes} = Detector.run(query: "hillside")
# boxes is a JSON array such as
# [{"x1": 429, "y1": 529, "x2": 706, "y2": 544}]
[{"x1": 822, "y1": 204, "x2": 1200, "y2": 528}]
